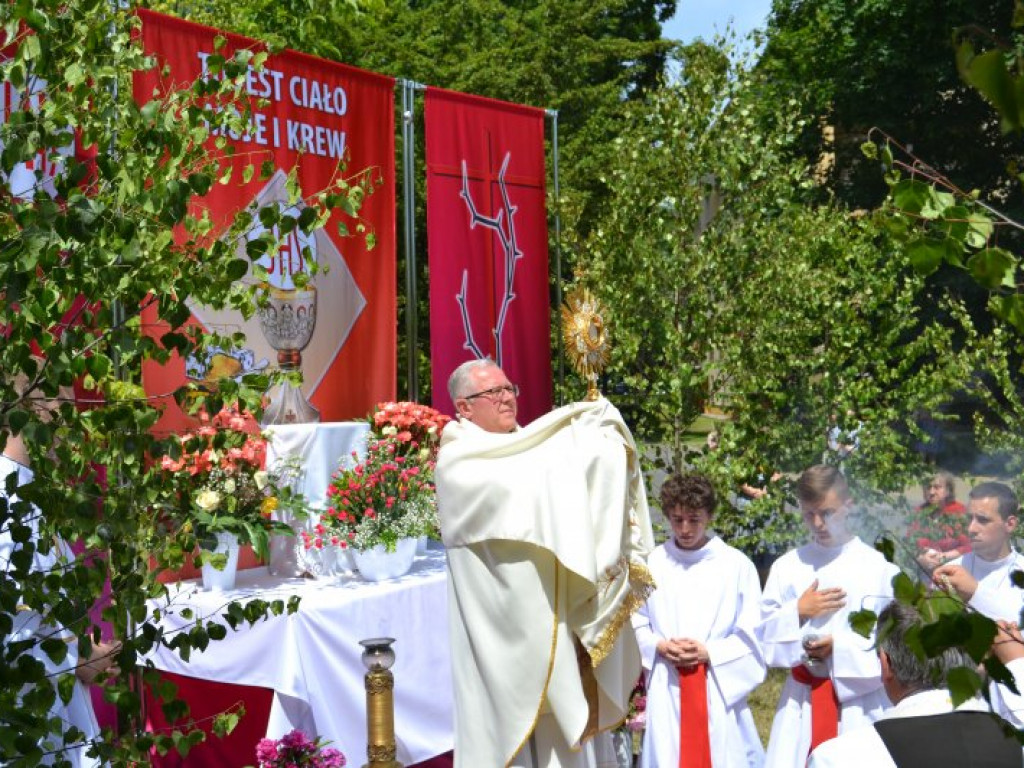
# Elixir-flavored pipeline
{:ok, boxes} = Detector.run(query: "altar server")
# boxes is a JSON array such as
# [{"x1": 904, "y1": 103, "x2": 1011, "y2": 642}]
[
  {"x1": 759, "y1": 465, "x2": 898, "y2": 768},
  {"x1": 932, "y1": 481, "x2": 1024, "y2": 623},
  {"x1": 633, "y1": 472, "x2": 765, "y2": 768},
  {"x1": 932, "y1": 481, "x2": 1024, "y2": 727}
]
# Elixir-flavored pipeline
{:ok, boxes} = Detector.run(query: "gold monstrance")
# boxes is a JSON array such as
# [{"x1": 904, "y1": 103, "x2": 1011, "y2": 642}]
[{"x1": 561, "y1": 287, "x2": 611, "y2": 401}]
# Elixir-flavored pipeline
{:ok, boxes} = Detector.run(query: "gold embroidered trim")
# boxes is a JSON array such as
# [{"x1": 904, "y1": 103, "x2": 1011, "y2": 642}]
[{"x1": 588, "y1": 561, "x2": 656, "y2": 668}]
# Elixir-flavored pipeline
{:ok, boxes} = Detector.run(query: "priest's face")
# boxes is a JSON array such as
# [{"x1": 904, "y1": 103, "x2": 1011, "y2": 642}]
[
  {"x1": 455, "y1": 364, "x2": 519, "y2": 434},
  {"x1": 667, "y1": 504, "x2": 711, "y2": 551},
  {"x1": 800, "y1": 488, "x2": 851, "y2": 547},
  {"x1": 968, "y1": 496, "x2": 1017, "y2": 561}
]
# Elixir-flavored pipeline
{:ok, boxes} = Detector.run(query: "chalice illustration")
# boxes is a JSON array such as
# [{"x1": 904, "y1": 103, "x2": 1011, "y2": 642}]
[{"x1": 254, "y1": 205, "x2": 321, "y2": 425}]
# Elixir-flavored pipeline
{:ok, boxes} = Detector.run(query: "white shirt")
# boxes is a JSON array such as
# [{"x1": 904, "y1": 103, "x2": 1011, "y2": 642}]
[
  {"x1": 807, "y1": 689, "x2": 989, "y2": 768},
  {"x1": 949, "y1": 549, "x2": 1024, "y2": 623}
]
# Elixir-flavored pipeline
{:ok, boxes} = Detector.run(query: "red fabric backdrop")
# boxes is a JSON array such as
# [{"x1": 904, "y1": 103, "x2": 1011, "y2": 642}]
[
  {"x1": 134, "y1": 10, "x2": 396, "y2": 434},
  {"x1": 425, "y1": 88, "x2": 552, "y2": 423}
]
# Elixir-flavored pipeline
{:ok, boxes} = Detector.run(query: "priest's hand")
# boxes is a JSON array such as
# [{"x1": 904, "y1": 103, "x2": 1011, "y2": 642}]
[
  {"x1": 932, "y1": 564, "x2": 977, "y2": 601},
  {"x1": 797, "y1": 579, "x2": 846, "y2": 623}
]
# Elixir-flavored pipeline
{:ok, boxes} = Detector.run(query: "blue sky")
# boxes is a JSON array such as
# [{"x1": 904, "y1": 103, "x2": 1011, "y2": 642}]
[{"x1": 661, "y1": 0, "x2": 773, "y2": 43}]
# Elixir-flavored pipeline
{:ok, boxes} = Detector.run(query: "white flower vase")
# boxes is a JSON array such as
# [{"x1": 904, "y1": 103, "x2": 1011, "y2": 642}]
[
  {"x1": 352, "y1": 537, "x2": 417, "y2": 582},
  {"x1": 201, "y1": 531, "x2": 241, "y2": 591},
  {"x1": 416, "y1": 535, "x2": 429, "y2": 554},
  {"x1": 267, "y1": 514, "x2": 306, "y2": 578}
]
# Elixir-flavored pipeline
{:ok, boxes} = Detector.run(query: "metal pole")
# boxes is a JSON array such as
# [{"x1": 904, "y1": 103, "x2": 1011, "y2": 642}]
[
  {"x1": 401, "y1": 79, "x2": 420, "y2": 402},
  {"x1": 546, "y1": 109, "x2": 564, "y2": 405}
]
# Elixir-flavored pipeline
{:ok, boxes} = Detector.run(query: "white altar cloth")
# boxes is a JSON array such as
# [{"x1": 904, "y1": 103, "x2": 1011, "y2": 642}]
[
  {"x1": 264, "y1": 421, "x2": 370, "y2": 509},
  {"x1": 146, "y1": 547, "x2": 453, "y2": 764}
]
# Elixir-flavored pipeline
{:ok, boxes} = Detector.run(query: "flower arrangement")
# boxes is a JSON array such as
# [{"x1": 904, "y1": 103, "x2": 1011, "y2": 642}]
[
  {"x1": 624, "y1": 675, "x2": 647, "y2": 733},
  {"x1": 161, "y1": 410, "x2": 293, "y2": 561},
  {"x1": 369, "y1": 400, "x2": 451, "y2": 450},
  {"x1": 256, "y1": 729, "x2": 345, "y2": 768},
  {"x1": 308, "y1": 402, "x2": 450, "y2": 553}
]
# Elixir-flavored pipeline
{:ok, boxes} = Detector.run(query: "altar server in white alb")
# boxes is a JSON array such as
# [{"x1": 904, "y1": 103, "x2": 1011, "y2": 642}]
[
  {"x1": 436, "y1": 358, "x2": 655, "y2": 768},
  {"x1": 633, "y1": 473, "x2": 766, "y2": 768},
  {"x1": 932, "y1": 481, "x2": 1024, "y2": 727},
  {"x1": 932, "y1": 481, "x2": 1024, "y2": 624},
  {"x1": 759, "y1": 465, "x2": 898, "y2": 768}
]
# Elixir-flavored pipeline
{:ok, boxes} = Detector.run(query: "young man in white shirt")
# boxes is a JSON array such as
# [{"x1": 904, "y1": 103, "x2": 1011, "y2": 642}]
[
  {"x1": 759, "y1": 465, "x2": 898, "y2": 768},
  {"x1": 932, "y1": 481, "x2": 1024, "y2": 727},
  {"x1": 633, "y1": 473, "x2": 765, "y2": 768}
]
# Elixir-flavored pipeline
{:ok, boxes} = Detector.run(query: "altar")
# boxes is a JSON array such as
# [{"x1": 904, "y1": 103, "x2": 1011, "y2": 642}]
[{"x1": 146, "y1": 545, "x2": 453, "y2": 766}]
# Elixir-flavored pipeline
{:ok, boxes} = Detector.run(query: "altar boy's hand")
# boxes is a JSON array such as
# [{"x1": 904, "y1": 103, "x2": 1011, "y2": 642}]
[
  {"x1": 798, "y1": 579, "x2": 846, "y2": 623},
  {"x1": 933, "y1": 564, "x2": 978, "y2": 601},
  {"x1": 675, "y1": 639, "x2": 709, "y2": 669},
  {"x1": 802, "y1": 634, "x2": 834, "y2": 662}
]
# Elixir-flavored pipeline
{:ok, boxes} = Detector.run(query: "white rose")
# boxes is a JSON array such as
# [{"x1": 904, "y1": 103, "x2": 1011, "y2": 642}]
[
  {"x1": 382, "y1": 425, "x2": 398, "y2": 436},
  {"x1": 195, "y1": 489, "x2": 222, "y2": 512},
  {"x1": 253, "y1": 470, "x2": 269, "y2": 491},
  {"x1": 223, "y1": 477, "x2": 236, "y2": 494}
]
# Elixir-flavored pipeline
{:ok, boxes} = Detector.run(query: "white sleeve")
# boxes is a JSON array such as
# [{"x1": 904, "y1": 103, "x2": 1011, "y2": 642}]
[
  {"x1": 757, "y1": 560, "x2": 804, "y2": 669},
  {"x1": 707, "y1": 558, "x2": 766, "y2": 707}
]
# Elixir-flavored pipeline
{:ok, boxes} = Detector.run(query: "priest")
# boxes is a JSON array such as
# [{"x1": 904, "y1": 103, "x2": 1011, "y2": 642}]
[
  {"x1": 435, "y1": 358, "x2": 655, "y2": 768},
  {"x1": 633, "y1": 473, "x2": 766, "y2": 768},
  {"x1": 758, "y1": 465, "x2": 899, "y2": 768}
]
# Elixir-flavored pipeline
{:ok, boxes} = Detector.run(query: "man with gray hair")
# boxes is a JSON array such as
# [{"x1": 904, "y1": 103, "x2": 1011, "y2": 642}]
[
  {"x1": 436, "y1": 357, "x2": 655, "y2": 768},
  {"x1": 808, "y1": 600, "x2": 1022, "y2": 767}
]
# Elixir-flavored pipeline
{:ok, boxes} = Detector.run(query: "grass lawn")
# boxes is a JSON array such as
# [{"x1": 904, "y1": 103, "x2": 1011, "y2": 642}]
[{"x1": 749, "y1": 668, "x2": 787, "y2": 745}]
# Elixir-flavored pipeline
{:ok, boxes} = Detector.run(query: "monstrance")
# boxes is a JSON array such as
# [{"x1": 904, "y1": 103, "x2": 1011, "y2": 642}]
[{"x1": 561, "y1": 286, "x2": 611, "y2": 401}]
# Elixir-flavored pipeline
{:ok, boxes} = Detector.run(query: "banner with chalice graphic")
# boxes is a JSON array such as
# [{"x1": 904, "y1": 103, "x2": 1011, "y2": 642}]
[{"x1": 134, "y1": 10, "x2": 396, "y2": 433}]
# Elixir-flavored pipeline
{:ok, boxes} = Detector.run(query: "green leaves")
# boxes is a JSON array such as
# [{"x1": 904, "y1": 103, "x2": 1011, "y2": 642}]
[
  {"x1": 967, "y1": 247, "x2": 1016, "y2": 289},
  {"x1": 956, "y1": 42, "x2": 1024, "y2": 134}
]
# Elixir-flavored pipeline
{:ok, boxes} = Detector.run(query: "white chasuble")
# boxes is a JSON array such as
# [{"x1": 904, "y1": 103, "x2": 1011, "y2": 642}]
[
  {"x1": 633, "y1": 536, "x2": 766, "y2": 768},
  {"x1": 758, "y1": 538, "x2": 898, "y2": 768},
  {"x1": 436, "y1": 398, "x2": 656, "y2": 768}
]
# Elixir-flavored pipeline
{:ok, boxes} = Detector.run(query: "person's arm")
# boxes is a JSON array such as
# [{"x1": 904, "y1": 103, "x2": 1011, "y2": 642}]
[
  {"x1": 632, "y1": 601, "x2": 661, "y2": 671},
  {"x1": 757, "y1": 561, "x2": 805, "y2": 669},
  {"x1": 707, "y1": 558, "x2": 767, "y2": 707}
]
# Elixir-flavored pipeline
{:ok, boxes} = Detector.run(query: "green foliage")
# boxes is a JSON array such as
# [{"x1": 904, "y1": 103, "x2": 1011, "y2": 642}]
[
  {"x1": 573, "y1": 45, "x2": 974, "y2": 559},
  {"x1": 0, "y1": 1, "x2": 368, "y2": 763},
  {"x1": 760, "y1": 0, "x2": 1023, "y2": 213}
]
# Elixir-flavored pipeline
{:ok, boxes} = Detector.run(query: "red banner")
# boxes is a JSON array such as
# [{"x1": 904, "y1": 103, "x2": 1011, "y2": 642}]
[
  {"x1": 134, "y1": 10, "x2": 396, "y2": 432},
  {"x1": 425, "y1": 88, "x2": 552, "y2": 423}
]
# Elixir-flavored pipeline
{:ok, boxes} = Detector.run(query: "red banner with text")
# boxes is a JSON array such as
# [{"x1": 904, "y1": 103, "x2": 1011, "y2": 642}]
[
  {"x1": 135, "y1": 10, "x2": 395, "y2": 433},
  {"x1": 425, "y1": 88, "x2": 552, "y2": 423}
]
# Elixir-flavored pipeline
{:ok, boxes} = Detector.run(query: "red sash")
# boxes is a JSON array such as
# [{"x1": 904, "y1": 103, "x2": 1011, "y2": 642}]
[
  {"x1": 678, "y1": 663, "x2": 712, "y2": 768},
  {"x1": 791, "y1": 665, "x2": 839, "y2": 757}
]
